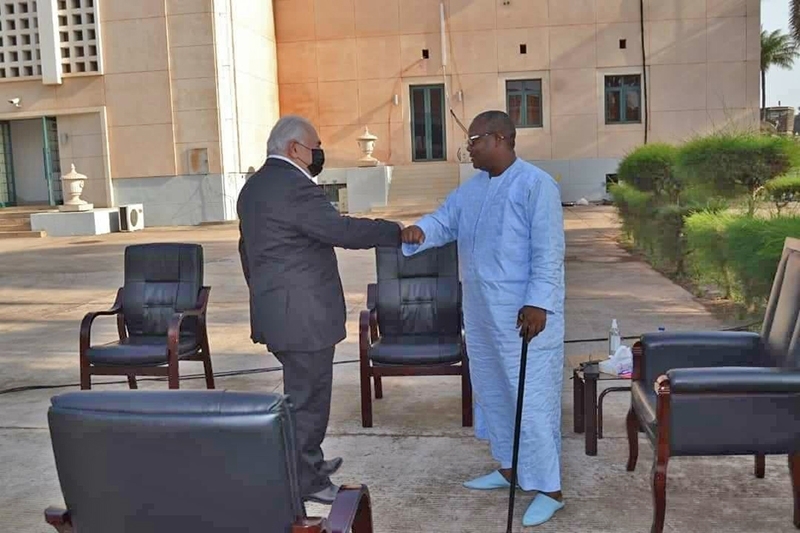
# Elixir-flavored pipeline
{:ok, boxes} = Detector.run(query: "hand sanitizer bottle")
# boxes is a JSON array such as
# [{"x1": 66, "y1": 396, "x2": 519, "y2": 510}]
[{"x1": 608, "y1": 319, "x2": 621, "y2": 356}]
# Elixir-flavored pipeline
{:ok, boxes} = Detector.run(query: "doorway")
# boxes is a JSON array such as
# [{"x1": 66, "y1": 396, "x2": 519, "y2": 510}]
[
  {"x1": 4, "y1": 117, "x2": 63, "y2": 207},
  {"x1": 42, "y1": 116, "x2": 63, "y2": 205},
  {"x1": 0, "y1": 122, "x2": 15, "y2": 207},
  {"x1": 410, "y1": 84, "x2": 447, "y2": 162}
]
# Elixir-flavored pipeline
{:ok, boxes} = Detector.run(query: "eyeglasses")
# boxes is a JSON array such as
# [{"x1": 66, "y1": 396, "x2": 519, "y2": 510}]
[{"x1": 467, "y1": 132, "x2": 504, "y2": 146}]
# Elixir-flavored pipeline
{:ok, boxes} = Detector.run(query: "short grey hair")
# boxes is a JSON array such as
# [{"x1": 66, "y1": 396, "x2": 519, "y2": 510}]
[{"x1": 267, "y1": 115, "x2": 315, "y2": 156}]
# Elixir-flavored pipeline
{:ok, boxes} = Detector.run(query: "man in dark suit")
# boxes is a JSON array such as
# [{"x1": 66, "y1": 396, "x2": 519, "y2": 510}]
[{"x1": 237, "y1": 115, "x2": 401, "y2": 504}]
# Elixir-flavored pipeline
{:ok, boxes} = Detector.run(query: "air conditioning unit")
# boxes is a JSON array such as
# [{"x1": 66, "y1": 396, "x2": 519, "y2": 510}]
[{"x1": 119, "y1": 204, "x2": 144, "y2": 232}]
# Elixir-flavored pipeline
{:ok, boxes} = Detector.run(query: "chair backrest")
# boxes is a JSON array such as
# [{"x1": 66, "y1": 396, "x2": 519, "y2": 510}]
[
  {"x1": 47, "y1": 390, "x2": 303, "y2": 533},
  {"x1": 123, "y1": 243, "x2": 203, "y2": 337},
  {"x1": 374, "y1": 243, "x2": 460, "y2": 337},
  {"x1": 761, "y1": 237, "x2": 800, "y2": 367}
]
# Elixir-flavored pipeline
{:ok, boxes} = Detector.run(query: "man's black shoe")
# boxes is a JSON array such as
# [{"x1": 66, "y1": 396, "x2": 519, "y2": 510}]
[
  {"x1": 303, "y1": 483, "x2": 339, "y2": 505},
  {"x1": 319, "y1": 457, "x2": 343, "y2": 477}
]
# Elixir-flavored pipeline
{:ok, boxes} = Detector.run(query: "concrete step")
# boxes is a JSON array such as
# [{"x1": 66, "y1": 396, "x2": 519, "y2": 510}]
[
  {"x1": 0, "y1": 204, "x2": 53, "y2": 213},
  {"x1": 0, "y1": 206, "x2": 57, "y2": 235},
  {"x1": 0, "y1": 218, "x2": 32, "y2": 229},
  {"x1": 0, "y1": 230, "x2": 47, "y2": 239},
  {"x1": 387, "y1": 163, "x2": 459, "y2": 206},
  {"x1": 368, "y1": 202, "x2": 441, "y2": 219}
]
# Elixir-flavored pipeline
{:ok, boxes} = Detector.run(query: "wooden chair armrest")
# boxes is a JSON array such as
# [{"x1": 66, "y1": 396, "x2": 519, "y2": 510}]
[
  {"x1": 359, "y1": 308, "x2": 378, "y2": 346},
  {"x1": 44, "y1": 507, "x2": 73, "y2": 533},
  {"x1": 167, "y1": 287, "x2": 211, "y2": 352},
  {"x1": 292, "y1": 518, "x2": 331, "y2": 533},
  {"x1": 328, "y1": 484, "x2": 374, "y2": 533},
  {"x1": 80, "y1": 288, "x2": 123, "y2": 354}
]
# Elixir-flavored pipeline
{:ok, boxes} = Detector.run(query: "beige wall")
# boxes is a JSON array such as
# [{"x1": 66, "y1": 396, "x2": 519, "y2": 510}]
[
  {"x1": 166, "y1": 0, "x2": 222, "y2": 176},
  {"x1": 57, "y1": 112, "x2": 112, "y2": 206},
  {"x1": 101, "y1": 0, "x2": 177, "y2": 178},
  {"x1": 275, "y1": 0, "x2": 760, "y2": 166}
]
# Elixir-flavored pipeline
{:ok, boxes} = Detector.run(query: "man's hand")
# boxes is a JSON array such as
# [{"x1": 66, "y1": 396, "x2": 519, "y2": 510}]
[
  {"x1": 401, "y1": 225, "x2": 425, "y2": 244},
  {"x1": 517, "y1": 306, "x2": 546, "y2": 342}
]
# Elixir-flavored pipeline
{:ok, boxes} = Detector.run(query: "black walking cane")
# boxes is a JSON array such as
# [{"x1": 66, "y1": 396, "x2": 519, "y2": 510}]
[{"x1": 506, "y1": 335, "x2": 530, "y2": 533}]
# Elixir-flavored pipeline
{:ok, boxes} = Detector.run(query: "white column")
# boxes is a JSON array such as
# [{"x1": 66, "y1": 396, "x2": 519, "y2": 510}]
[{"x1": 36, "y1": 0, "x2": 62, "y2": 85}]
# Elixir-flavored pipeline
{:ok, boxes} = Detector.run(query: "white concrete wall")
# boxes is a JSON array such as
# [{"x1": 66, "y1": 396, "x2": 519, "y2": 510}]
[
  {"x1": 10, "y1": 119, "x2": 49, "y2": 204},
  {"x1": 460, "y1": 158, "x2": 621, "y2": 204},
  {"x1": 345, "y1": 166, "x2": 392, "y2": 214},
  {"x1": 113, "y1": 174, "x2": 228, "y2": 227}
]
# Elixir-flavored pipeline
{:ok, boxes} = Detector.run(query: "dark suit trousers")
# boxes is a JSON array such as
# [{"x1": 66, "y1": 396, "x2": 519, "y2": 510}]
[{"x1": 273, "y1": 345, "x2": 336, "y2": 496}]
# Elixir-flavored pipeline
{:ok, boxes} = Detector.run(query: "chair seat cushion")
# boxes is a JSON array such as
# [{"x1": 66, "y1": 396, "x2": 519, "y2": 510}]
[
  {"x1": 369, "y1": 335, "x2": 463, "y2": 365},
  {"x1": 631, "y1": 382, "x2": 657, "y2": 442},
  {"x1": 86, "y1": 335, "x2": 200, "y2": 366}
]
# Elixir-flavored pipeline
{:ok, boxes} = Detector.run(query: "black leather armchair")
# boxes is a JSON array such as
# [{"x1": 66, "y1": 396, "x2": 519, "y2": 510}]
[
  {"x1": 44, "y1": 390, "x2": 374, "y2": 533},
  {"x1": 359, "y1": 243, "x2": 472, "y2": 428},
  {"x1": 79, "y1": 243, "x2": 214, "y2": 390},
  {"x1": 626, "y1": 237, "x2": 800, "y2": 533}
]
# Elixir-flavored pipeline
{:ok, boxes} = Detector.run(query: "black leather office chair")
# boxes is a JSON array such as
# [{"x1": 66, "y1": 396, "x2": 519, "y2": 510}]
[
  {"x1": 44, "y1": 390, "x2": 373, "y2": 533},
  {"x1": 359, "y1": 243, "x2": 472, "y2": 428},
  {"x1": 79, "y1": 243, "x2": 214, "y2": 390},
  {"x1": 626, "y1": 237, "x2": 800, "y2": 533}
]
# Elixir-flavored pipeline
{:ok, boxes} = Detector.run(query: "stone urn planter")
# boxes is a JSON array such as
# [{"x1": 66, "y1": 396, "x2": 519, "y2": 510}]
[
  {"x1": 59, "y1": 164, "x2": 93, "y2": 212},
  {"x1": 356, "y1": 127, "x2": 379, "y2": 167}
]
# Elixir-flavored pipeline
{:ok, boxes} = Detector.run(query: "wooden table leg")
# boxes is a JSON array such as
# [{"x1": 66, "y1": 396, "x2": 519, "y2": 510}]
[
  {"x1": 573, "y1": 369, "x2": 585, "y2": 434},
  {"x1": 583, "y1": 363, "x2": 599, "y2": 456}
]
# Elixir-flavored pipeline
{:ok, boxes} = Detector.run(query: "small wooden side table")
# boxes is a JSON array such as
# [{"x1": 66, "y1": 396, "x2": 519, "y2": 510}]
[{"x1": 569, "y1": 354, "x2": 631, "y2": 456}]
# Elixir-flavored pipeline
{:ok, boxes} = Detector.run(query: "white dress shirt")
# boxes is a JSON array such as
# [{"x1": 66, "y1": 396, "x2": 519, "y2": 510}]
[{"x1": 267, "y1": 154, "x2": 317, "y2": 184}]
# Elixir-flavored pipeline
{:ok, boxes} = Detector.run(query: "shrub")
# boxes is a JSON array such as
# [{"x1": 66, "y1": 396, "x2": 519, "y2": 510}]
[
  {"x1": 725, "y1": 216, "x2": 800, "y2": 309},
  {"x1": 684, "y1": 212, "x2": 800, "y2": 310},
  {"x1": 650, "y1": 204, "x2": 695, "y2": 274},
  {"x1": 676, "y1": 133, "x2": 800, "y2": 216},
  {"x1": 763, "y1": 172, "x2": 800, "y2": 214},
  {"x1": 609, "y1": 182, "x2": 653, "y2": 246},
  {"x1": 617, "y1": 143, "x2": 680, "y2": 202},
  {"x1": 684, "y1": 211, "x2": 737, "y2": 297}
]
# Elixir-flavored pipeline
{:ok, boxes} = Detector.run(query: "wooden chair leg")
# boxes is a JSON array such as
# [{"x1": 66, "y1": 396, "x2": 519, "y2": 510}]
[
  {"x1": 168, "y1": 359, "x2": 180, "y2": 389},
  {"x1": 374, "y1": 375, "x2": 383, "y2": 399},
  {"x1": 80, "y1": 365, "x2": 91, "y2": 390},
  {"x1": 755, "y1": 454, "x2": 765, "y2": 479},
  {"x1": 202, "y1": 337, "x2": 215, "y2": 389},
  {"x1": 789, "y1": 453, "x2": 800, "y2": 528},
  {"x1": 651, "y1": 447, "x2": 669, "y2": 533},
  {"x1": 626, "y1": 406, "x2": 639, "y2": 472},
  {"x1": 127, "y1": 376, "x2": 138, "y2": 389},
  {"x1": 461, "y1": 356, "x2": 473, "y2": 427},
  {"x1": 359, "y1": 357, "x2": 373, "y2": 428}
]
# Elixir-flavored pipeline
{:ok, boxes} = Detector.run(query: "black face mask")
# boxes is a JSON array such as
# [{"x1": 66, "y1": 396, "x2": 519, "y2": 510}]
[{"x1": 307, "y1": 148, "x2": 325, "y2": 177}]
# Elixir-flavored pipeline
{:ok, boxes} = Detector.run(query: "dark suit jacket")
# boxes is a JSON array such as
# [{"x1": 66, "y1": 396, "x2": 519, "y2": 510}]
[{"x1": 237, "y1": 158, "x2": 400, "y2": 353}]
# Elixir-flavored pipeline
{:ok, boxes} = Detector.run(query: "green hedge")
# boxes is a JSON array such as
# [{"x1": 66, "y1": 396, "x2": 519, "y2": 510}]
[
  {"x1": 676, "y1": 133, "x2": 800, "y2": 215},
  {"x1": 684, "y1": 213, "x2": 800, "y2": 309},
  {"x1": 609, "y1": 182, "x2": 697, "y2": 274},
  {"x1": 617, "y1": 143, "x2": 680, "y2": 201},
  {"x1": 608, "y1": 182, "x2": 653, "y2": 246},
  {"x1": 763, "y1": 173, "x2": 800, "y2": 214}
]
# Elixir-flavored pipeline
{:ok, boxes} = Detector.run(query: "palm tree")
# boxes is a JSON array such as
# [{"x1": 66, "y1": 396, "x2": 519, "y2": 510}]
[
  {"x1": 792, "y1": 0, "x2": 800, "y2": 42},
  {"x1": 761, "y1": 28, "x2": 800, "y2": 120}
]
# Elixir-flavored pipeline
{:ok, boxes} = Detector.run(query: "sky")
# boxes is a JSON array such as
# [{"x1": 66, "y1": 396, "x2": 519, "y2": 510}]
[{"x1": 763, "y1": 0, "x2": 800, "y2": 109}]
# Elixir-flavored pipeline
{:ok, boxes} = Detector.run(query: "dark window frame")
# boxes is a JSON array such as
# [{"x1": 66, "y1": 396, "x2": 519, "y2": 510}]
[
  {"x1": 505, "y1": 79, "x2": 544, "y2": 129},
  {"x1": 604, "y1": 74, "x2": 642, "y2": 125}
]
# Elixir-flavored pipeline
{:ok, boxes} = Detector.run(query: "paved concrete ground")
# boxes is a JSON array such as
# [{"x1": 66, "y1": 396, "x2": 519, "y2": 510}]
[{"x1": 0, "y1": 206, "x2": 795, "y2": 532}]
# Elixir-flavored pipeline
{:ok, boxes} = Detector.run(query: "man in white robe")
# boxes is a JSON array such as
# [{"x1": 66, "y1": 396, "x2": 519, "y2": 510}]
[{"x1": 400, "y1": 110, "x2": 566, "y2": 527}]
